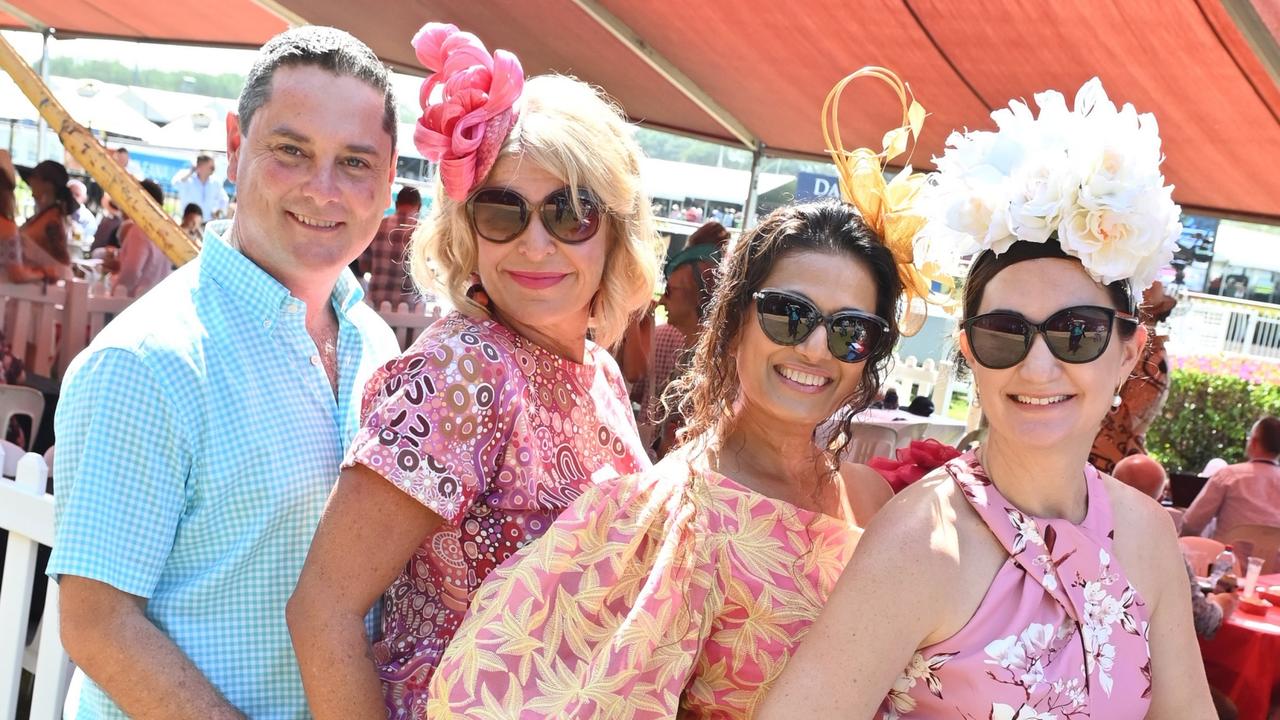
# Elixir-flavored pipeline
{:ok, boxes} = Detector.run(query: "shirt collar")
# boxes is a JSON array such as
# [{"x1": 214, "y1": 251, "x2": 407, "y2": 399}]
[{"x1": 200, "y1": 225, "x2": 367, "y2": 323}]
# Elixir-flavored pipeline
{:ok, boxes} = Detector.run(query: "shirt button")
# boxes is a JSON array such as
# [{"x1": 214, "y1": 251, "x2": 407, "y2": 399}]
[
  {"x1": 310, "y1": 355, "x2": 321, "y2": 366},
  {"x1": 288, "y1": 304, "x2": 301, "y2": 313},
  {"x1": 262, "y1": 320, "x2": 271, "y2": 329}
]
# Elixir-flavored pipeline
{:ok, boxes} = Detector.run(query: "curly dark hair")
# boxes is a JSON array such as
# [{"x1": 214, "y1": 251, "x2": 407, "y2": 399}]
[{"x1": 664, "y1": 200, "x2": 904, "y2": 460}]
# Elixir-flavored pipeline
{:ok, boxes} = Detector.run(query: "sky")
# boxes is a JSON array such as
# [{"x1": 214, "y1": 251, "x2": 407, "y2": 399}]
[{"x1": 2, "y1": 29, "x2": 424, "y2": 110}]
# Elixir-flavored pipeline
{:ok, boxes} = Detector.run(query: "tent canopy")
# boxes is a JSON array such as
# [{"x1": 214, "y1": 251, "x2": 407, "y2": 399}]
[{"x1": 5, "y1": 0, "x2": 1279, "y2": 220}]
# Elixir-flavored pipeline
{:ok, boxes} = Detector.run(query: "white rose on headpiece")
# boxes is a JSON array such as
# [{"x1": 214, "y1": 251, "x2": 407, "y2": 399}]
[{"x1": 927, "y1": 76, "x2": 1181, "y2": 294}]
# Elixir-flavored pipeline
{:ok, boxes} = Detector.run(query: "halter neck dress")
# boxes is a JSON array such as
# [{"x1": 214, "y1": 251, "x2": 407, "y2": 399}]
[{"x1": 880, "y1": 451, "x2": 1153, "y2": 719}]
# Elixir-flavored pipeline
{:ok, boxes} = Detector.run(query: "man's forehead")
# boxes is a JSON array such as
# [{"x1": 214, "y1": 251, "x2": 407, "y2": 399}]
[{"x1": 254, "y1": 66, "x2": 390, "y2": 149}]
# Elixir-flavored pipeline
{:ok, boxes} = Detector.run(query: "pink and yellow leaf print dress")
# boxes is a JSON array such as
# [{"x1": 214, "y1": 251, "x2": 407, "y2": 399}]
[
  {"x1": 881, "y1": 452, "x2": 1152, "y2": 719},
  {"x1": 427, "y1": 447, "x2": 861, "y2": 719},
  {"x1": 343, "y1": 312, "x2": 650, "y2": 718}
]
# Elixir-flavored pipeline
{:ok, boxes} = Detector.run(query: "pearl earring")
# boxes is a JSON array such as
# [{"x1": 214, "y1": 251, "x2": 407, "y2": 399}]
[{"x1": 1111, "y1": 393, "x2": 1123, "y2": 409}]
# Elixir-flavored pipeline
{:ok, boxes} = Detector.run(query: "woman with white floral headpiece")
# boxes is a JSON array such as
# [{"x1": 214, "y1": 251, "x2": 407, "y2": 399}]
[{"x1": 759, "y1": 79, "x2": 1216, "y2": 718}]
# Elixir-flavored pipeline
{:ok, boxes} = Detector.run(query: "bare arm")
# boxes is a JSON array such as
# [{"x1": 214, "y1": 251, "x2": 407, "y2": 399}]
[
  {"x1": 288, "y1": 463, "x2": 444, "y2": 720},
  {"x1": 60, "y1": 576, "x2": 245, "y2": 719},
  {"x1": 758, "y1": 483, "x2": 958, "y2": 718},
  {"x1": 1141, "y1": 506, "x2": 1218, "y2": 718}
]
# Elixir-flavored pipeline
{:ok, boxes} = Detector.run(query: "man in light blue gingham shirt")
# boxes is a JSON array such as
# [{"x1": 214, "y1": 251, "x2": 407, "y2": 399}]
[{"x1": 47, "y1": 27, "x2": 402, "y2": 719}]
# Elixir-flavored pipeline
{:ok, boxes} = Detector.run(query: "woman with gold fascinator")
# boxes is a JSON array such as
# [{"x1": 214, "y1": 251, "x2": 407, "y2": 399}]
[
  {"x1": 420, "y1": 68, "x2": 930, "y2": 719},
  {"x1": 759, "y1": 78, "x2": 1214, "y2": 719}
]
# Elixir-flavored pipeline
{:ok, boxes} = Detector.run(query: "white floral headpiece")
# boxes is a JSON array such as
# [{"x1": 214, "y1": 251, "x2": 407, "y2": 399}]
[{"x1": 924, "y1": 78, "x2": 1181, "y2": 299}]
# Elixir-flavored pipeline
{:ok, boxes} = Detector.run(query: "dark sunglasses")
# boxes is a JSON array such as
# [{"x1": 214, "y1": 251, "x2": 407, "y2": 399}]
[
  {"x1": 962, "y1": 305, "x2": 1138, "y2": 370},
  {"x1": 465, "y1": 186, "x2": 603, "y2": 244},
  {"x1": 753, "y1": 289, "x2": 890, "y2": 364}
]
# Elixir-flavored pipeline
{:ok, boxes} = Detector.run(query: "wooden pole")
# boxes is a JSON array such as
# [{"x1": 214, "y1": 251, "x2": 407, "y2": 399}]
[{"x1": 0, "y1": 35, "x2": 198, "y2": 266}]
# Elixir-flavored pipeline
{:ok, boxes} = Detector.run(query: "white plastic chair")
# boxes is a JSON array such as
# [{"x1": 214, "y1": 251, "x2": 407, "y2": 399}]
[
  {"x1": 1221, "y1": 524, "x2": 1280, "y2": 574},
  {"x1": 1178, "y1": 536, "x2": 1226, "y2": 576},
  {"x1": 0, "y1": 385, "x2": 45, "y2": 451},
  {"x1": 842, "y1": 425, "x2": 899, "y2": 464}
]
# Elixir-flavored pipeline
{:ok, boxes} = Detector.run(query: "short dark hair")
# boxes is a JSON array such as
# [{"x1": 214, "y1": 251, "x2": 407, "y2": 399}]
[
  {"x1": 1256, "y1": 416, "x2": 1280, "y2": 455},
  {"x1": 195, "y1": 154, "x2": 213, "y2": 166},
  {"x1": 139, "y1": 178, "x2": 164, "y2": 204},
  {"x1": 238, "y1": 26, "x2": 396, "y2": 149},
  {"x1": 395, "y1": 186, "x2": 422, "y2": 208},
  {"x1": 963, "y1": 238, "x2": 1136, "y2": 331},
  {"x1": 182, "y1": 202, "x2": 203, "y2": 218}
]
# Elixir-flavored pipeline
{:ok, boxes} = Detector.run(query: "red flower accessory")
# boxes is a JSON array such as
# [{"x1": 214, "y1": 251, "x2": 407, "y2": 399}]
[
  {"x1": 412, "y1": 22, "x2": 524, "y2": 201},
  {"x1": 868, "y1": 438, "x2": 962, "y2": 494}
]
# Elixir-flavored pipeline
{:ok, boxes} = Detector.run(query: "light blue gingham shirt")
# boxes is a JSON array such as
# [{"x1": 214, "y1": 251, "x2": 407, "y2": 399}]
[{"x1": 48, "y1": 230, "x2": 400, "y2": 719}]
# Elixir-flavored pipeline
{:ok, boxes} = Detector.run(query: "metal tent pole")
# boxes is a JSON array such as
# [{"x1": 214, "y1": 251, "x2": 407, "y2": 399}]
[
  {"x1": 741, "y1": 142, "x2": 765, "y2": 230},
  {"x1": 33, "y1": 28, "x2": 51, "y2": 160}
]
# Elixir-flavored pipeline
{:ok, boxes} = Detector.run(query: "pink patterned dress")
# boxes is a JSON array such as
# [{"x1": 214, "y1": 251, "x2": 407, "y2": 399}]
[
  {"x1": 426, "y1": 447, "x2": 861, "y2": 719},
  {"x1": 343, "y1": 312, "x2": 650, "y2": 718},
  {"x1": 881, "y1": 452, "x2": 1152, "y2": 719}
]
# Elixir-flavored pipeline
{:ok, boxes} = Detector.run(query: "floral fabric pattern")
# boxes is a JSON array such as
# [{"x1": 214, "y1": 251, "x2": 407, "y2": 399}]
[
  {"x1": 880, "y1": 451, "x2": 1152, "y2": 719},
  {"x1": 344, "y1": 312, "x2": 649, "y2": 717},
  {"x1": 427, "y1": 448, "x2": 859, "y2": 719}
]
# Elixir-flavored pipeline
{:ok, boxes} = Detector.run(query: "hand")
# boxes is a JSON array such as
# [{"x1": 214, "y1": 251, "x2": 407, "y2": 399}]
[
  {"x1": 1210, "y1": 592, "x2": 1239, "y2": 621},
  {"x1": 100, "y1": 248, "x2": 121, "y2": 274}
]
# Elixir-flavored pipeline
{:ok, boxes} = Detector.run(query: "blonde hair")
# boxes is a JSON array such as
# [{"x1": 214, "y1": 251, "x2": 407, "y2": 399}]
[{"x1": 409, "y1": 74, "x2": 662, "y2": 348}]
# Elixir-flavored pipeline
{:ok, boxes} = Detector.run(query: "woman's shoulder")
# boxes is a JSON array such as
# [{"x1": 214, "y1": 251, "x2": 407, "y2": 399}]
[
  {"x1": 838, "y1": 461, "x2": 894, "y2": 527},
  {"x1": 858, "y1": 466, "x2": 983, "y2": 575},
  {"x1": 1102, "y1": 471, "x2": 1184, "y2": 602}
]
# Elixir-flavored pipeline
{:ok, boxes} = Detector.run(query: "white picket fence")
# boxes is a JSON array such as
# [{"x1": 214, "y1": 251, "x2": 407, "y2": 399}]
[
  {"x1": 1165, "y1": 291, "x2": 1280, "y2": 361},
  {"x1": 0, "y1": 452, "x2": 71, "y2": 720},
  {"x1": 0, "y1": 280, "x2": 444, "y2": 383}
]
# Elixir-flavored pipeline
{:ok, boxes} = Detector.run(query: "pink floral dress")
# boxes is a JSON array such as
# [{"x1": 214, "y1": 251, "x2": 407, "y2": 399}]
[
  {"x1": 426, "y1": 447, "x2": 860, "y2": 719},
  {"x1": 881, "y1": 452, "x2": 1152, "y2": 719},
  {"x1": 343, "y1": 312, "x2": 650, "y2": 718}
]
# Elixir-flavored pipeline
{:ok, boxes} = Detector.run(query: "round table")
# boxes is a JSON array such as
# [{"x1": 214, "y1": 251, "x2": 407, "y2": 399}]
[
  {"x1": 854, "y1": 408, "x2": 969, "y2": 448},
  {"x1": 1199, "y1": 573, "x2": 1280, "y2": 720}
]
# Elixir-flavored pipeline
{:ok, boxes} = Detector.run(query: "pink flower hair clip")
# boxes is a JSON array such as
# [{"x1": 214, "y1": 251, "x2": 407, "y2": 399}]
[{"x1": 411, "y1": 22, "x2": 525, "y2": 201}]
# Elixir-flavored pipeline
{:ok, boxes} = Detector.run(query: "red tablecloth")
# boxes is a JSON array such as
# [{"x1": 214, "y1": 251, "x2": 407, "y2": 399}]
[{"x1": 1200, "y1": 573, "x2": 1280, "y2": 720}]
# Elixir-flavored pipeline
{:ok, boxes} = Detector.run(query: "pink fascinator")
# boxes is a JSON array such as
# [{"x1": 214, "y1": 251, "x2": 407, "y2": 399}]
[{"x1": 412, "y1": 23, "x2": 524, "y2": 201}]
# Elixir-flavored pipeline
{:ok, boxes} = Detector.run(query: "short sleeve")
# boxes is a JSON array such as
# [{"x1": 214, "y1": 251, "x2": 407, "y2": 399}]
[
  {"x1": 344, "y1": 327, "x2": 519, "y2": 525},
  {"x1": 47, "y1": 347, "x2": 192, "y2": 598}
]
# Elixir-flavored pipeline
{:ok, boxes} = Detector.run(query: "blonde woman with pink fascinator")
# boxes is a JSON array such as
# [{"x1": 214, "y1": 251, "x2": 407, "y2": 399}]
[{"x1": 288, "y1": 22, "x2": 663, "y2": 719}]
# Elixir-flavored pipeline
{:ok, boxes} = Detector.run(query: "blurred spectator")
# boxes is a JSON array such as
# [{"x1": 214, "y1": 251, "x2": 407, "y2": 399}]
[
  {"x1": 358, "y1": 185, "x2": 421, "y2": 308},
  {"x1": 90, "y1": 195, "x2": 123, "y2": 253},
  {"x1": 1090, "y1": 281, "x2": 1178, "y2": 474},
  {"x1": 1183, "y1": 416, "x2": 1280, "y2": 540},
  {"x1": 16, "y1": 160, "x2": 74, "y2": 280},
  {"x1": 905, "y1": 395, "x2": 934, "y2": 417},
  {"x1": 172, "y1": 154, "x2": 230, "y2": 219},
  {"x1": 180, "y1": 203, "x2": 204, "y2": 243},
  {"x1": 667, "y1": 203, "x2": 682, "y2": 220},
  {"x1": 103, "y1": 179, "x2": 174, "y2": 296},
  {"x1": 113, "y1": 146, "x2": 142, "y2": 178},
  {"x1": 67, "y1": 179, "x2": 99, "y2": 249},
  {"x1": 872, "y1": 387, "x2": 900, "y2": 410},
  {"x1": 623, "y1": 221, "x2": 727, "y2": 458},
  {"x1": 0, "y1": 150, "x2": 50, "y2": 284}
]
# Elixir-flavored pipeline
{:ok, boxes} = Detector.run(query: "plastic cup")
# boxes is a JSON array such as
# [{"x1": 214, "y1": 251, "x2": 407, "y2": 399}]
[{"x1": 1243, "y1": 556, "x2": 1266, "y2": 598}]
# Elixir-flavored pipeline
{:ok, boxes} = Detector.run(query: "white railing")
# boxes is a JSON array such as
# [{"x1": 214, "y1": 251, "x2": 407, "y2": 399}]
[
  {"x1": 0, "y1": 281, "x2": 444, "y2": 381},
  {"x1": 0, "y1": 452, "x2": 72, "y2": 720},
  {"x1": 885, "y1": 354, "x2": 955, "y2": 412},
  {"x1": 1165, "y1": 291, "x2": 1280, "y2": 361}
]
